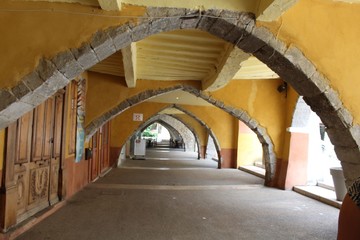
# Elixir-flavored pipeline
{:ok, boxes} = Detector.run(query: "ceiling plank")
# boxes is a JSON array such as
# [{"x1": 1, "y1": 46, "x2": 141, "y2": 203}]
[
  {"x1": 202, "y1": 45, "x2": 250, "y2": 91},
  {"x1": 121, "y1": 43, "x2": 137, "y2": 88},
  {"x1": 98, "y1": 0, "x2": 122, "y2": 11}
]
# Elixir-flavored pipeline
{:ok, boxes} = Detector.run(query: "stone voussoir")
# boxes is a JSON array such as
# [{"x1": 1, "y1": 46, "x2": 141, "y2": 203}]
[
  {"x1": 0, "y1": 89, "x2": 17, "y2": 112},
  {"x1": 335, "y1": 146, "x2": 360, "y2": 164},
  {"x1": 0, "y1": 101, "x2": 34, "y2": 122},
  {"x1": 11, "y1": 81, "x2": 31, "y2": 100},
  {"x1": 349, "y1": 124, "x2": 360, "y2": 147},
  {"x1": 236, "y1": 32, "x2": 267, "y2": 54},
  {"x1": 108, "y1": 25, "x2": 132, "y2": 51},
  {"x1": 240, "y1": 111, "x2": 251, "y2": 123},
  {"x1": 146, "y1": 6, "x2": 168, "y2": 19},
  {"x1": 22, "y1": 71, "x2": 44, "y2": 91},
  {"x1": 341, "y1": 162, "x2": 360, "y2": 188},
  {"x1": 20, "y1": 90, "x2": 48, "y2": 107},
  {"x1": 326, "y1": 127, "x2": 357, "y2": 148},
  {"x1": 284, "y1": 46, "x2": 317, "y2": 79},
  {"x1": 71, "y1": 43, "x2": 99, "y2": 70},
  {"x1": 51, "y1": 50, "x2": 84, "y2": 79},
  {"x1": 180, "y1": 9, "x2": 200, "y2": 29},
  {"x1": 208, "y1": 11, "x2": 237, "y2": 38},
  {"x1": 247, "y1": 118, "x2": 259, "y2": 130},
  {"x1": 222, "y1": 105, "x2": 235, "y2": 114},
  {"x1": 150, "y1": 17, "x2": 182, "y2": 35},
  {"x1": 251, "y1": 27, "x2": 274, "y2": 46},
  {"x1": 90, "y1": 30, "x2": 116, "y2": 61},
  {"x1": 130, "y1": 22, "x2": 151, "y2": 42},
  {"x1": 196, "y1": 9, "x2": 222, "y2": 32},
  {"x1": 214, "y1": 100, "x2": 225, "y2": 109}
]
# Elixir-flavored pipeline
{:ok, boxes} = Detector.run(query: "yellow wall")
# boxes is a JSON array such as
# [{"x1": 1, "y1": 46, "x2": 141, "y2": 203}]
[
  {"x1": 122, "y1": 0, "x2": 258, "y2": 12},
  {"x1": 173, "y1": 114, "x2": 209, "y2": 147},
  {"x1": 237, "y1": 121, "x2": 263, "y2": 167},
  {"x1": 110, "y1": 102, "x2": 169, "y2": 148},
  {"x1": 110, "y1": 102, "x2": 239, "y2": 151},
  {"x1": 260, "y1": 0, "x2": 360, "y2": 125},
  {"x1": 179, "y1": 105, "x2": 239, "y2": 149},
  {"x1": 281, "y1": 86, "x2": 300, "y2": 160},
  {"x1": 91, "y1": 75, "x2": 285, "y2": 155},
  {"x1": 0, "y1": 129, "x2": 4, "y2": 171},
  {"x1": 211, "y1": 79, "x2": 287, "y2": 156},
  {"x1": 0, "y1": 1, "x2": 146, "y2": 88},
  {"x1": 86, "y1": 72, "x2": 201, "y2": 126}
]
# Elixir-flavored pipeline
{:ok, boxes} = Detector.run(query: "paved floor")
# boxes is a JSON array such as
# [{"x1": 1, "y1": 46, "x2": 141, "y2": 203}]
[{"x1": 16, "y1": 149, "x2": 339, "y2": 240}]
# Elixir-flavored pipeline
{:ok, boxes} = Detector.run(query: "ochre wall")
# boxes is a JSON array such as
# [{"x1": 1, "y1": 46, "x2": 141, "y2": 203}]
[
  {"x1": 276, "y1": 87, "x2": 300, "y2": 189},
  {"x1": 110, "y1": 102, "x2": 169, "y2": 148},
  {"x1": 237, "y1": 121, "x2": 263, "y2": 167},
  {"x1": 172, "y1": 113, "x2": 209, "y2": 159},
  {"x1": 0, "y1": 1, "x2": 146, "y2": 88},
  {"x1": 110, "y1": 102, "x2": 239, "y2": 163},
  {"x1": 172, "y1": 114, "x2": 209, "y2": 148},
  {"x1": 86, "y1": 72, "x2": 201, "y2": 126},
  {"x1": 121, "y1": 0, "x2": 258, "y2": 12},
  {"x1": 211, "y1": 79, "x2": 287, "y2": 156},
  {"x1": 179, "y1": 105, "x2": 239, "y2": 149},
  {"x1": 178, "y1": 105, "x2": 239, "y2": 168},
  {"x1": 260, "y1": 0, "x2": 360, "y2": 125}
]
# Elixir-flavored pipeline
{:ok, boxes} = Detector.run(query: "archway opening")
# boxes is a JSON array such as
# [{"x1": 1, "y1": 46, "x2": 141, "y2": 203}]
[{"x1": 290, "y1": 97, "x2": 346, "y2": 203}]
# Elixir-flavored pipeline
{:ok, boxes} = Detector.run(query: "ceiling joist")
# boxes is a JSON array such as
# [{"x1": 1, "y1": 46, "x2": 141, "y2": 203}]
[
  {"x1": 202, "y1": 46, "x2": 250, "y2": 91},
  {"x1": 121, "y1": 43, "x2": 137, "y2": 88},
  {"x1": 98, "y1": 0, "x2": 122, "y2": 11}
]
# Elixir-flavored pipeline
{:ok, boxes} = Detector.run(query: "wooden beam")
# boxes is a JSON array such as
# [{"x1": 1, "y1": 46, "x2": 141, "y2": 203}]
[
  {"x1": 98, "y1": 0, "x2": 122, "y2": 11},
  {"x1": 202, "y1": 45, "x2": 250, "y2": 91},
  {"x1": 121, "y1": 43, "x2": 137, "y2": 88},
  {"x1": 257, "y1": 0, "x2": 299, "y2": 22}
]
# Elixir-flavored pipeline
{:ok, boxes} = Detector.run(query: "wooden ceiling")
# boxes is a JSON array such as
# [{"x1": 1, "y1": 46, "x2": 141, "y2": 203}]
[
  {"x1": 136, "y1": 29, "x2": 229, "y2": 81},
  {"x1": 89, "y1": 29, "x2": 278, "y2": 81}
]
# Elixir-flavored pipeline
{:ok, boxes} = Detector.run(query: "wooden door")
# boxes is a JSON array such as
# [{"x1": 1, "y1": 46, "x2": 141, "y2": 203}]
[
  {"x1": 27, "y1": 100, "x2": 52, "y2": 213},
  {"x1": 49, "y1": 92, "x2": 64, "y2": 205},
  {"x1": 101, "y1": 123, "x2": 110, "y2": 172},
  {"x1": 13, "y1": 92, "x2": 64, "y2": 221},
  {"x1": 90, "y1": 133, "x2": 99, "y2": 181},
  {"x1": 14, "y1": 111, "x2": 33, "y2": 220}
]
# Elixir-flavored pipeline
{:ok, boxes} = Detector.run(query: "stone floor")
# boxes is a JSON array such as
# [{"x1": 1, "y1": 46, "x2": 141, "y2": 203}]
[{"x1": 16, "y1": 149, "x2": 339, "y2": 240}]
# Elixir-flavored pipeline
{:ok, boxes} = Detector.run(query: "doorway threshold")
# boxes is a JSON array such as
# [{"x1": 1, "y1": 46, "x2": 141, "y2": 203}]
[
  {"x1": 293, "y1": 185, "x2": 342, "y2": 209},
  {"x1": 238, "y1": 165, "x2": 265, "y2": 179}
]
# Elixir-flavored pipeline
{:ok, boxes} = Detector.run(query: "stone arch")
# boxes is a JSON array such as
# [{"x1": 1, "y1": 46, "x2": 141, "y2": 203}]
[
  {"x1": 139, "y1": 119, "x2": 183, "y2": 143},
  {"x1": 120, "y1": 106, "x2": 222, "y2": 164},
  {"x1": 86, "y1": 85, "x2": 274, "y2": 182},
  {"x1": 137, "y1": 115, "x2": 199, "y2": 153},
  {"x1": 0, "y1": 7, "x2": 357, "y2": 185},
  {"x1": 170, "y1": 104, "x2": 223, "y2": 168}
]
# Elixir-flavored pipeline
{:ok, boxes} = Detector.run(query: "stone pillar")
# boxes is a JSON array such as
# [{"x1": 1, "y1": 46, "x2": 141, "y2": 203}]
[{"x1": 284, "y1": 127, "x2": 309, "y2": 190}]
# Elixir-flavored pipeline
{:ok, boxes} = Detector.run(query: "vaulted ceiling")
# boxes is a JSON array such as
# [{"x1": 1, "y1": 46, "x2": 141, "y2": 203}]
[{"x1": 15, "y1": 0, "x2": 291, "y2": 106}]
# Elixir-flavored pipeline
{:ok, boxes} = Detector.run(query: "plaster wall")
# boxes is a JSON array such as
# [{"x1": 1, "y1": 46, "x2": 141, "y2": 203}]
[
  {"x1": 0, "y1": 1, "x2": 146, "y2": 88},
  {"x1": 172, "y1": 114, "x2": 209, "y2": 148},
  {"x1": 110, "y1": 102, "x2": 169, "y2": 148},
  {"x1": 179, "y1": 105, "x2": 239, "y2": 149},
  {"x1": 86, "y1": 72, "x2": 200, "y2": 126},
  {"x1": 237, "y1": 121, "x2": 263, "y2": 167},
  {"x1": 211, "y1": 79, "x2": 286, "y2": 156},
  {"x1": 260, "y1": 0, "x2": 360, "y2": 125}
]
